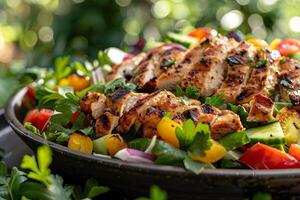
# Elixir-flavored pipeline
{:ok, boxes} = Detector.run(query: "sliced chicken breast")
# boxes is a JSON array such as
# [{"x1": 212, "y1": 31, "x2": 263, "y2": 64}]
[
  {"x1": 215, "y1": 42, "x2": 256, "y2": 103},
  {"x1": 181, "y1": 35, "x2": 239, "y2": 96},
  {"x1": 237, "y1": 49, "x2": 281, "y2": 104}
]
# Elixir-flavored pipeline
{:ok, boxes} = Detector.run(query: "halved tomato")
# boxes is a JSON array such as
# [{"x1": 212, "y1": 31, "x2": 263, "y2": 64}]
[
  {"x1": 24, "y1": 109, "x2": 53, "y2": 131},
  {"x1": 188, "y1": 27, "x2": 212, "y2": 41},
  {"x1": 276, "y1": 39, "x2": 300, "y2": 56},
  {"x1": 240, "y1": 143, "x2": 300, "y2": 169}
]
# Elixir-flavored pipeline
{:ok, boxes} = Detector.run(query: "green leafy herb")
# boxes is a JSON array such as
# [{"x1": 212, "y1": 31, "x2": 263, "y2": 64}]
[
  {"x1": 185, "y1": 85, "x2": 200, "y2": 99},
  {"x1": 24, "y1": 122, "x2": 41, "y2": 136},
  {"x1": 160, "y1": 59, "x2": 176, "y2": 68},
  {"x1": 175, "y1": 119, "x2": 197, "y2": 150},
  {"x1": 220, "y1": 159, "x2": 244, "y2": 169},
  {"x1": 175, "y1": 85, "x2": 184, "y2": 97},
  {"x1": 227, "y1": 103, "x2": 256, "y2": 128},
  {"x1": 152, "y1": 140, "x2": 186, "y2": 165},
  {"x1": 54, "y1": 56, "x2": 71, "y2": 81},
  {"x1": 35, "y1": 86, "x2": 64, "y2": 109},
  {"x1": 104, "y1": 78, "x2": 136, "y2": 95},
  {"x1": 98, "y1": 50, "x2": 112, "y2": 66},
  {"x1": 135, "y1": 185, "x2": 167, "y2": 200},
  {"x1": 188, "y1": 123, "x2": 212, "y2": 157},
  {"x1": 72, "y1": 178, "x2": 110, "y2": 199},
  {"x1": 128, "y1": 138, "x2": 151, "y2": 151},
  {"x1": 252, "y1": 192, "x2": 272, "y2": 200},
  {"x1": 21, "y1": 145, "x2": 52, "y2": 186},
  {"x1": 219, "y1": 131, "x2": 250, "y2": 151},
  {"x1": 255, "y1": 59, "x2": 268, "y2": 68},
  {"x1": 71, "y1": 62, "x2": 90, "y2": 77},
  {"x1": 205, "y1": 93, "x2": 225, "y2": 108},
  {"x1": 183, "y1": 156, "x2": 207, "y2": 174},
  {"x1": 0, "y1": 166, "x2": 27, "y2": 200}
]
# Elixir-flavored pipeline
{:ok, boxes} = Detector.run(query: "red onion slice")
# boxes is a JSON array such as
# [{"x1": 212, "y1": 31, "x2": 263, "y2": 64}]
[{"x1": 114, "y1": 148, "x2": 156, "y2": 163}]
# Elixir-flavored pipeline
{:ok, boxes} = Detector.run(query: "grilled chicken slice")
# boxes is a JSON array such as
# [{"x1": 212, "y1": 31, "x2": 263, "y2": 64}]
[
  {"x1": 277, "y1": 58, "x2": 300, "y2": 106},
  {"x1": 210, "y1": 110, "x2": 244, "y2": 139},
  {"x1": 80, "y1": 92, "x2": 106, "y2": 119},
  {"x1": 95, "y1": 112, "x2": 119, "y2": 137},
  {"x1": 105, "y1": 52, "x2": 147, "y2": 81},
  {"x1": 237, "y1": 49, "x2": 281, "y2": 104},
  {"x1": 105, "y1": 89, "x2": 147, "y2": 117},
  {"x1": 215, "y1": 42, "x2": 256, "y2": 103},
  {"x1": 247, "y1": 94, "x2": 274, "y2": 122},
  {"x1": 130, "y1": 44, "x2": 185, "y2": 92},
  {"x1": 181, "y1": 35, "x2": 239, "y2": 96},
  {"x1": 174, "y1": 103, "x2": 244, "y2": 139},
  {"x1": 116, "y1": 90, "x2": 183, "y2": 134}
]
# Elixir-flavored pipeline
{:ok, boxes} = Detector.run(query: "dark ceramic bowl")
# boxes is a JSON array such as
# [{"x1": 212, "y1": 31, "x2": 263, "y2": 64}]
[{"x1": 5, "y1": 88, "x2": 300, "y2": 199}]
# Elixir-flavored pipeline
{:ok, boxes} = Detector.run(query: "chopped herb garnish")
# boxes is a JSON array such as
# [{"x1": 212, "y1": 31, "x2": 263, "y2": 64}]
[
  {"x1": 204, "y1": 93, "x2": 225, "y2": 108},
  {"x1": 246, "y1": 56, "x2": 254, "y2": 63},
  {"x1": 255, "y1": 59, "x2": 268, "y2": 68},
  {"x1": 185, "y1": 85, "x2": 200, "y2": 99},
  {"x1": 175, "y1": 85, "x2": 184, "y2": 97},
  {"x1": 160, "y1": 59, "x2": 176, "y2": 68}
]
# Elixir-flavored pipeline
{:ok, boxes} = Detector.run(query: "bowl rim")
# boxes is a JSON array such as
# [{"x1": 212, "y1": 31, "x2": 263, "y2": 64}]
[{"x1": 5, "y1": 87, "x2": 300, "y2": 178}]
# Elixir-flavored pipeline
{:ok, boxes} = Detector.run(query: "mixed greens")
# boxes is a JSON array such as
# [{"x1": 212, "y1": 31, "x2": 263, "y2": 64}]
[{"x1": 19, "y1": 27, "x2": 300, "y2": 174}]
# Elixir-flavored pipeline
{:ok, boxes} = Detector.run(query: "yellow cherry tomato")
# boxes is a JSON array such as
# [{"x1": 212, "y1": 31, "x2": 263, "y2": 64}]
[
  {"x1": 157, "y1": 117, "x2": 181, "y2": 148},
  {"x1": 190, "y1": 140, "x2": 227, "y2": 163},
  {"x1": 68, "y1": 133, "x2": 93, "y2": 154},
  {"x1": 59, "y1": 78, "x2": 69, "y2": 87},
  {"x1": 67, "y1": 74, "x2": 91, "y2": 92},
  {"x1": 105, "y1": 135, "x2": 127, "y2": 156},
  {"x1": 269, "y1": 38, "x2": 282, "y2": 50},
  {"x1": 247, "y1": 38, "x2": 268, "y2": 49}
]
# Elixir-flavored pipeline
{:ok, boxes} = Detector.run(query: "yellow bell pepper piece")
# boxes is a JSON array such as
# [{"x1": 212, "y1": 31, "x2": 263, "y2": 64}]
[
  {"x1": 157, "y1": 117, "x2": 181, "y2": 148},
  {"x1": 190, "y1": 140, "x2": 227, "y2": 163},
  {"x1": 67, "y1": 74, "x2": 91, "y2": 92},
  {"x1": 247, "y1": 38, "x2": 268, "y2": 49},
  {"x1": 68, "y1": 132, "x2": 93, "y2": 154},
  {"x1": 59, "y1": 78, "x2": 69, "y2": 87},
  {"x1": 269, "y1": 38, "x2": 282, "y2": 50},
  {"x1": 105, "y1": 135, "x2": 127, "y2": 156}
]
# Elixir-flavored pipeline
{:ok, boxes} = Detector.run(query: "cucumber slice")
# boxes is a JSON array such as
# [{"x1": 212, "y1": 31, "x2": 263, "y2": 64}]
[
  {"x1": 166, "y1": 32, "x2": 198, "y2": 48},
  {"x1": 219, "y1": 131, "x2": 250, "y2": 151},
  {"x1": 246, "y1": 122, "x2": 285, "y2": 145}
]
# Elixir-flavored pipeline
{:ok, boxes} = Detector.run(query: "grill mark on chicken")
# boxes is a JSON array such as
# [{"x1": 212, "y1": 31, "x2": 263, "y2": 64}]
[
  {"x1": 237, "y1": 48, "x2": 280, "y2": 104},
  {"x1": 277, "y1": 58, "x2": 300, "y2": 106},
  {"x1": 131, "y1": 44, "x2": 186, "y2": 92},
  {"x1": 105, "y1": 52, "x2": 147, "y2": 82},
  {"x1": 216, "y1": 42, "x2": 256, "y2": 103},
  {"x1": 247, "y1": 94, "x2": 274, "y2": 122},
  {"x1": 180, "y1": 35, "x2": 239, "y2": 96}
]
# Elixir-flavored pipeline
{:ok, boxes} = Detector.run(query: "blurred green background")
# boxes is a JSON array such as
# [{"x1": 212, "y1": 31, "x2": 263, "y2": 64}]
[{"x1": 0, "y1": 0, "x2": 300, "y2": 107}]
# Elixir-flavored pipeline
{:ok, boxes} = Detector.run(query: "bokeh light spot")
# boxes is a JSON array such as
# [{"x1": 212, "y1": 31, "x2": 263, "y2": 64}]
[
  {"x1": 38, "y1": 26, "x2": 53, "y2": 42},
  {"x1": 152, "y1": 0, "x2": 171, "y2": 19},
  {"x1": 289, "y1": 17, "x2": 300, "y2": 33},
  {"x1": 220, "y1": 10, "x2": 244, "y2": 30},
  {"x1": 115, "y1": 0, "x2": 131, "y2": 7}
]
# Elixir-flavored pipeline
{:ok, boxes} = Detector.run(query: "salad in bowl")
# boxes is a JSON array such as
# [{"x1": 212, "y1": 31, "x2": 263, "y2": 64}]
[{"x1": 20, "y1": 27, "x2": 300, "y2": 174}]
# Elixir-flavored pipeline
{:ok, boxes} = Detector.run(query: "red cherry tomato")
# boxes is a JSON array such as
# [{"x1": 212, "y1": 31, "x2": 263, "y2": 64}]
[
  {"x1": 276, "y1": 39, "x2": 300, "y2": 56},
  {"x1": 240, "y1": 143, "x2": 300, "y2": 169},
  {"x1": 23, "y1": 86, "x2": 36, "y2": 109},
  {"x1": 70, "y1": 111, "x2": 81, "y2": 124},
  {"x1": 24, "y1": 109, "x2": 53, "y2": 131},
  {"x1": 289, "y1": 144, "x2": 300, "y2": 161},
  {"x1": 188, "y1": 27, "x2": 212, "y2": 41}
]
